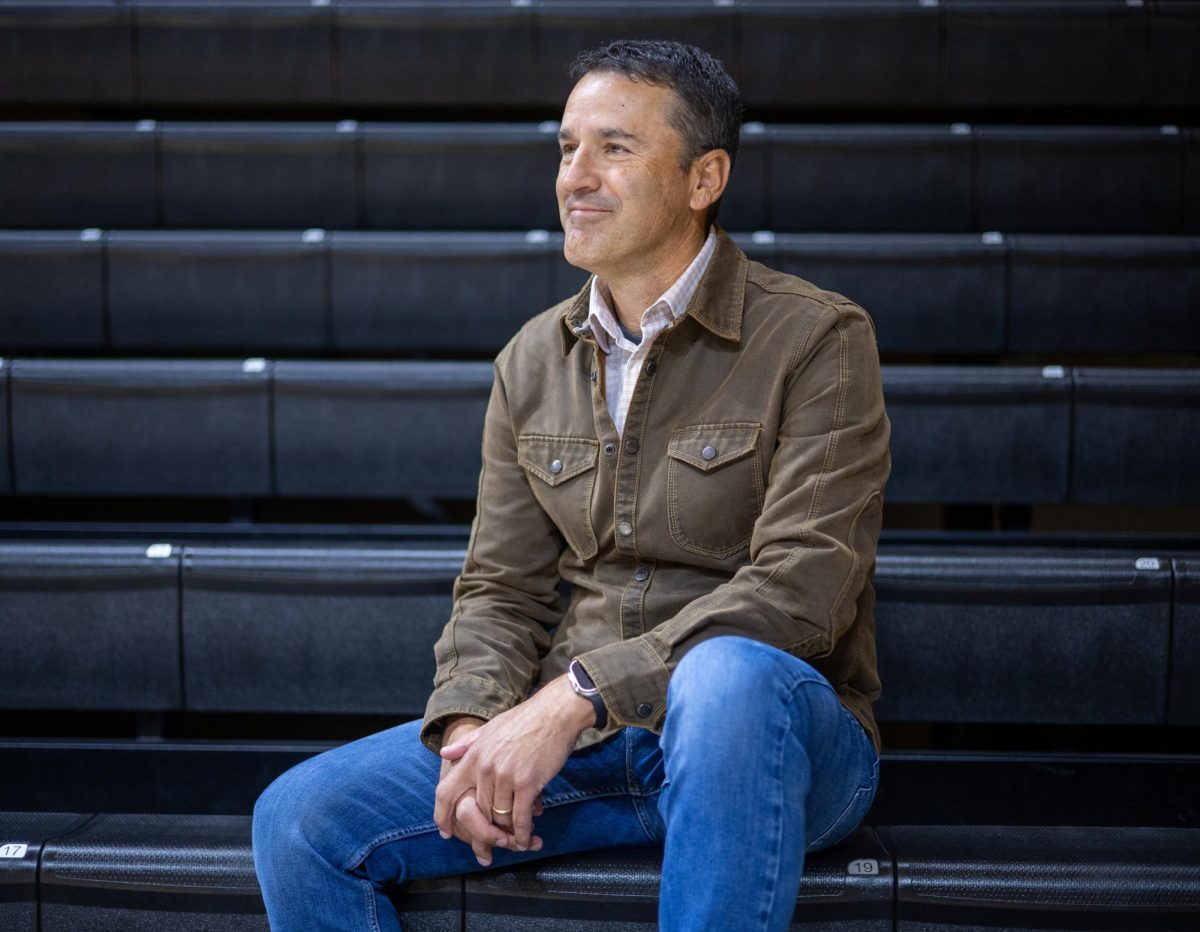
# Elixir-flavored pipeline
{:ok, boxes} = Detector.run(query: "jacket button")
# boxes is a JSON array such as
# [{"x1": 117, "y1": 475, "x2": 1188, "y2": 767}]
[
  {"x1": 634, "y1": 567, "x2": 649, "y2": 582},
  {"x1": 604, "y1": 442, "x2": 617, "y2": 457},
  {"x1": 618, "y1": 521, "x2": 633, "y2": 537},
  {"x1": 646, "y1": 361, "x2": 658, "y2": 375},
  {"x1": 590, "y1": 370, "x2": 598, "y2": 383},
  {"x1": 625, "y1": 439, "x2": 640, "y2": 454},
  {"x1": 549, "y1": 459, "x2": 563, "y2": 475},
  {"x1": 636, "y1": 703, "x2": 653, "y2": 719},
  {"x1": 701, "y1": 445, "x2": 717, "y2": 461}
]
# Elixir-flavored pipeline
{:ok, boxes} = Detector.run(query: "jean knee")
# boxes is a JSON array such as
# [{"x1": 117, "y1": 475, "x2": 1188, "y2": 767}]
[{"x1": 671, "y1": 636, "x2": 804, "y2": 703}]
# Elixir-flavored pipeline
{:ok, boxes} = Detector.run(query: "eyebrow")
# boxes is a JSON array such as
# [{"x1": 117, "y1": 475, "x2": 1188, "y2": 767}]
[{"x1": 557, "y1": 127, "x2": 642, "y2": 144}]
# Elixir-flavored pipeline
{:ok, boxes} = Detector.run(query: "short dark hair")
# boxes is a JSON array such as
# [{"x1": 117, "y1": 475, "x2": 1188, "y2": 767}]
[{"x1": 569, "y1": 39, "x2": 744, "y2": 172}]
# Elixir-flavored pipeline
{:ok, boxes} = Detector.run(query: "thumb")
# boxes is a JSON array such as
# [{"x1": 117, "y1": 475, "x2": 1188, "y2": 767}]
[{"x1": 440, "y1": 729, "x2": 480, "y2": 760}]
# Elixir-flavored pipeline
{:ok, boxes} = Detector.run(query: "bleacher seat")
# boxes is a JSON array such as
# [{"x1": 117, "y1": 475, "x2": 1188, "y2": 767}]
[
  {"x1": 0, "y1": 0, "x2": 133, "y2": 105},
  {"x1": 882, "y1": 824, "x2": 1200, "y2": 931},
  {"x1": 329, "y1": 231, "x2": 557, "y2": 353},
  {"x1": 1071, "y1": 368, "x2": 1200, "y2": 505},
  {"x1": 107, "y1": 230, "x2": 328, "y2": 351},
  {"x1": 462, "y1": 829, "x2": 893, "y2": 931},
  {"x1": 160, "y1": 122, "x2": 356, "y2": 229},
  {"x1": 768, "y1": 125, "x2": 973, "y2": 233},
  {"x1": 873, "y1": 549, "x2": 1172, "y2": 724},
  {"x1": 1008, "y1": 235, "x2": 1200, "y2": 355},
  {"x1": 1189, "y1": 127, "x2": 1199, "y2": 233},
  {"x1": 533, "y1": 1, "x2": 738, "y2": 107},
  {"x1": 0, "y1": 123, "x2": 155, "y2": 229},
  {"x1": 361, "y1": 123, "x2": 560, "y2": 231},
  {"x1": 0, "y1": 231, "x2": 105, "y2": 352},
  {"x1": 181, "y1": 546, "x2": 459, "y2": 714},
  {"x1": 1172, "y1": 558, "x2": 1199, "y2": 726},
  {"x1": 741, "y1": 0, "x2": 938, "y2": 109},
  {"x1": 1152, "y1": 1, "x2": 1200, "y2": 108},
  {"x1": 337, "y1": 0, "x2": 534, "y2": 107},
  {"x1": 0, "y1": 360, "x2": 10, "y2": 495},
  {"x1": 943, "y1": 0, "x2": 1149, "y2": 108},
  {"x1": 9, "y1": 359, "x2": 272, "y2": 496},
  {"x1": 0, "y1": 811, "x2": 92, "y2": 932},
  {"x1": 136, "y1": 0, "x2": 334, "y2": 105},
  {"x1": 0, "y1": 544, "x2": 180, "y2": 710},
  {"x1": 975, "y1": 125, "x2": 1185, "y2": 234},
  {"x1": 882, "y1": 366, "x2": 1072, "y2": 504},
  {"x1": 767, "y1": 233, "x2": 1007, "y2": 355},
  {"x1": 272, "y1": 361, "x2": 492, "y2": 498},
  {"x1": 713, "y1": 125, "x2": 770, "y2": 232}
]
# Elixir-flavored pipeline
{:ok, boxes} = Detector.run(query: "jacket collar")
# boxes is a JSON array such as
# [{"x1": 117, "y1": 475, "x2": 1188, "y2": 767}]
[{"x1": 559, "y1": 227, "x2": 747, "y2": 356}]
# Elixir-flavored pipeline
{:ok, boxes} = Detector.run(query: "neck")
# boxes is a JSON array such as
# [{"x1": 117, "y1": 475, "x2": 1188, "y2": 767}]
[{"x1": 601, "y1": 225, "x2": 708, "y2": 335}]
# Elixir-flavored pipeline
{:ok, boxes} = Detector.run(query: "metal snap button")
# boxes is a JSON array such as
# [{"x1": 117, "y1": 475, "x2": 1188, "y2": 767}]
[
  {"x1": 701, "y1": 445, "x2": 717, "y2": 461},
  {"x1": 646, "y1": 360, "x2": 658, "y2": 375},
  {"x1": 590, "y1": 370, "x2": 598, "y2": 383},
  {"x1": 634, "y1": 568, "x2": 649, "y2": 582},
  {"x1": 618, "y1": 521, "x2": 633, "y2": 537},
  {"x1": 636, "y1": 703, "x2": 653, "y2": 719},
  {"x1": 550, "y1": 459, "x2": 563, "y2": 475},
  {"x1": 625, "y1": 439, "x2": 640, "y2": 454},
  {"x1": 604, "y1": 442, "x2": 617, "y2": 456}
]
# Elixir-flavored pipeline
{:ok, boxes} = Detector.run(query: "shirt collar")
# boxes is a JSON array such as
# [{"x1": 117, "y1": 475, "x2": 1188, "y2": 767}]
[
  {"x1": 560, "y1": 227, "x2": 747, "y2": 355},
  {"x1": 584, "y1": 230, "x2": 717, "y2": 354}
]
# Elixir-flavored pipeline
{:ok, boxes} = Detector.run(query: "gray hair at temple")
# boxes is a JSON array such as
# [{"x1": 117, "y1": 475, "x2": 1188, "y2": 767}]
[{"x1": 569, "y1": 39, "x2": 744, "y2": 173}]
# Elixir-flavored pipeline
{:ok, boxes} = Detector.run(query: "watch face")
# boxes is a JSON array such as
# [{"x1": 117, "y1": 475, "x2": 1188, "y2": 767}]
[{"x1": 570, "y1": 659, "x2": 598, "y2": 694}]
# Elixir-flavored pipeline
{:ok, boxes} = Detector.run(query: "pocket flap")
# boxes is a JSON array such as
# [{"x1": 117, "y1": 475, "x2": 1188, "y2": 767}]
[
  {"x1": 667, "y1": 423, "x2": 761, "y2": 473},
  {"x1": 518, "y1": 435, "x2": 599, "y2": 486}
]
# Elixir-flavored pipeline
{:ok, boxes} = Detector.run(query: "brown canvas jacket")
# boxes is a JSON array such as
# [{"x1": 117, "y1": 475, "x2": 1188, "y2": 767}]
[{"x1": 421, "y1": 229, "x2": 891, "y2": 757}]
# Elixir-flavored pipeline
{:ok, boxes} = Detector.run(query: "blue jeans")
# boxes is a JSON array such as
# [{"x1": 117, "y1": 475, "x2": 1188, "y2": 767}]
[{"x1": 253, "y1": 636, "x2": 879, "y2": 931}]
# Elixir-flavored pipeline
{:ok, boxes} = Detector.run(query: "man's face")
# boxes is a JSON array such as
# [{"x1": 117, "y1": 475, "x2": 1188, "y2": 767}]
[{"x1": 556, "y1": 71, "x2": 699, "y2": 280}]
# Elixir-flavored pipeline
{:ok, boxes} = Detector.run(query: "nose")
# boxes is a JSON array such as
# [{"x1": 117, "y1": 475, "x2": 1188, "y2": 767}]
[{"x1": 558, "y1": 144, "x2": 599, "y2": 195}]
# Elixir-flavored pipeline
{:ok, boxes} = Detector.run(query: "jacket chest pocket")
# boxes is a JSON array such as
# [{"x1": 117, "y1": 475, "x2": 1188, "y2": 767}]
[
  {"x1": 667, "y1": 423, "x2": 764, "y2": 558},
  {"x1": 518, "y1": 435, "x2": 599, "y2": 562}
]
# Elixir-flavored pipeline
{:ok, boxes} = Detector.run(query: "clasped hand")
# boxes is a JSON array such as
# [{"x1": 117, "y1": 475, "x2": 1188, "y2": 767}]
[{"x1": 433, "y1": 674, "x2": 595, "y2": 866}]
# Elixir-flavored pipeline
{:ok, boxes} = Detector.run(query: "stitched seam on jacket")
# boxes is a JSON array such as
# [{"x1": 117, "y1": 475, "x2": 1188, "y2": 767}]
[{"x1": 807, "y1": 308, "x2": 851, "y2": 524}]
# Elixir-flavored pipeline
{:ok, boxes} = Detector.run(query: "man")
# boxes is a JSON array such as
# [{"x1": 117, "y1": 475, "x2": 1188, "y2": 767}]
[{"x1": 254, "y1": 40, "x2": 889, "y2": 931}]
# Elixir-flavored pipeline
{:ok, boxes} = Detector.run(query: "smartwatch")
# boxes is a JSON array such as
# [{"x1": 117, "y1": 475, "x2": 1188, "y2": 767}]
[{"x1": 568, "y1": 658, "x2": 608, "y2": 730}]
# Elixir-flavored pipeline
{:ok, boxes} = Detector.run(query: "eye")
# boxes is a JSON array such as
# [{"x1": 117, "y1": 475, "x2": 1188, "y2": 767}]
[{"x1": 559, "y1": 143, "x2": 577, "y2": 158}]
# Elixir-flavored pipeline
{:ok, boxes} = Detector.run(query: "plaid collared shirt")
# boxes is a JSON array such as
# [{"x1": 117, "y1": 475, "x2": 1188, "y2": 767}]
[{"x1": 586, "y1": 230, "x2": 718, "y2": 436}]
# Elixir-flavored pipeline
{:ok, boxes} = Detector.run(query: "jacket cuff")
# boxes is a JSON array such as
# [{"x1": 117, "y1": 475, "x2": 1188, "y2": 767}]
[
  {"x1": 419, "y1": 673, "x2": 517, "y2": 753},
  {"x1": 577, "y1": 637, "x2": 670, "y2": 731}
]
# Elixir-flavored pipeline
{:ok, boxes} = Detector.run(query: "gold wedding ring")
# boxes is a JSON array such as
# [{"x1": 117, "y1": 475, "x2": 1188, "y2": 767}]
[{"x1": 491, "y1": 805, "x2": 513, "y2": 816}]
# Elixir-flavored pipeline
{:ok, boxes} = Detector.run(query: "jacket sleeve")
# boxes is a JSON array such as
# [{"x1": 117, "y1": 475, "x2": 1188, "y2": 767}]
[
  {"x1": 419, "y1": 350, "x2": 567, "y2": 753},
  {"x1": 576, "y1": 301, "x2": 891, "y2": 730}
]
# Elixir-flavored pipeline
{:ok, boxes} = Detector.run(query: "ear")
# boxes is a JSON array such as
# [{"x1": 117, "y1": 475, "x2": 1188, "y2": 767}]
[{"x1": 688, "y1": 149, "x2": 732, "y2": 214}]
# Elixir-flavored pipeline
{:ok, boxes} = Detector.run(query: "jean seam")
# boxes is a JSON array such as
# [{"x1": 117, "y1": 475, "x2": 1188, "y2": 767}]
[
  {"x1": 361, "y1": 876, "x2": 381, "y2": 932},
  {"x1": 758, "y1": 680, "x2": 790, "y2": 930}
]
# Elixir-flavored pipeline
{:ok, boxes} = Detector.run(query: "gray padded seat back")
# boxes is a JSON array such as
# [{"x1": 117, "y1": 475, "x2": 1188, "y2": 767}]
[
  {"x1": 882, "y1": 366, "x2": 1072, "y2": 504},
  {"x1": 107, "y1": 230, "x2": 328, "y2": 351},
  {"x1": 330, "y1": 231, "x2": 555, "y2": 353},
  {"x1": 1071, "y1": 368, "x2": 1200, "y2": 504},
  {"x1": 160, "y1": 122, "x2": 356, "y2": 228},
  {"x1": 182, "y1": 546, "x2": 461, "y2": 714},
  {"x1": 741, "y1": 0, "x2": 939, "y2": 108},
  {"x1": 975, "y1": 125, "x2": 1185, "y2": 233},
  {"x1": 943, "y1": 0, "x2": 1149, "y2": 108},
  {"x1": 1170, "y1": 558, "x2": 1200, "y2": 725},
  {"x1": 1009, "y1": 235, "x2": 1200, "y2": 354},
  {"x1": 464, "y1": 828, "x2": 892, "y2": 931},
  {"x1": 768, "y1": 125, "x2": 972, "y2": 232},
  {"x1": 362, "y1": 123, "x2": 560, "y2": 230},
  {"x1": 0, "y1": 812, "x2": 91, "y2": 932},
  {"x1": 136, "y1": 0, "x2": 333, "y2": 105},
  {"x1": 0, "y1": 231, "x2": 105, "y2": 352},
  {"x1": 0, "y1": 544, "x2": 181, "y2": 709},
  {"x1": 272, "y1": 361, "x2": 493, "y2": 498},
  {"x1": 882, "y1": 824, "x2": 1200, "y2": 931},
  {"x1": 10, "y1": 359, "x2": 272, "y2": 496},
  {"x1": 0, "y1": 122, "x2": 155, "y2": 228},
  {"x1": 769, "y1": 233, "x2": 1007, "y2": 354},
  {"x1": 338, "y1": 0, "x2": 534, "y2": 106},
  {"x1": 0, "y1": 0, "x2": 133, "y2": 105},
  {"x1": 873, "y1": 550, "x2": 1173, "y2": 723}
]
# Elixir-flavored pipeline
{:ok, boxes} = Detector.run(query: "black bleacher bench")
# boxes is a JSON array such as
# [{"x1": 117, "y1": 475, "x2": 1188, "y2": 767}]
[
  {"x1": 0, "y1": 542, "x2": 1192, "y2": 726},
  {"x1": 3, "y1": 230, "x2": 1199, "y2": 357},
  {"x1": 3, "y1": 0, "x2": 1198, "y2": 110},
  {"x1": 2, "y1": 122, "x2": 1197, "y2": 234},
  {"x1": 3, "y1": 360, "x2": 1198, "y2": 504},
  {"x1": 3, "y1": 812, "x2": 1198, "y2": 931}
]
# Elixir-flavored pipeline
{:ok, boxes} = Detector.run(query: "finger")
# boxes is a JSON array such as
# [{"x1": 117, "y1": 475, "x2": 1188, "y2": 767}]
[
  {"x1": 511, "y1": 792, "x2": 536, "y2": 851},
  {"x1": 440, "y1": 728, "x2": 482, "y2": 761},
  {"x1": 455, "y1": 796, "x2": 509, "y2": 866},
  {"x1": 433, "y1": 773, "x2": 467, "y2": 840}
]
